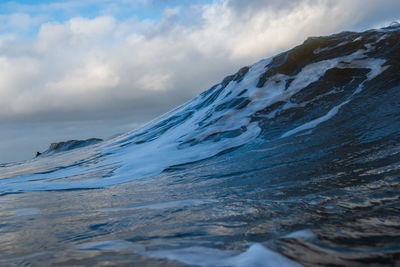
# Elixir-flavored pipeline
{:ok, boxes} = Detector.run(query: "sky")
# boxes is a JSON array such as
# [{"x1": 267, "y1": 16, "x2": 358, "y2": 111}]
[{"x1": 0, "y1": 0, "x2": 399, "y2": 163}]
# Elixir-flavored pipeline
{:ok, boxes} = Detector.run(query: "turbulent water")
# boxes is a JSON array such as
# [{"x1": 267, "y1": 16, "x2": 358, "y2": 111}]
[{"x1": 1, "y1": 25, "x2": 400, "y2": 266}]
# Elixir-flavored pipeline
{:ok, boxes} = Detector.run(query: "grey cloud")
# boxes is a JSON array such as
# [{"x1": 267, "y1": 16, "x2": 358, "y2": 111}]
[
  {"x1": 227, "y1": 0, "x2": 400, "y2": 30},
  {"x1": 227, "y1": 0, "x2": 306, "y2": 14}
]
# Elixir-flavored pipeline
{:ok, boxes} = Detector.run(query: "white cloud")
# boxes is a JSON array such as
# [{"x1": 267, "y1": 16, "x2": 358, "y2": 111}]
[
  {"x1": 0, "y1": 56, "x2": 42, "y2": 115},
  {"x1": 68, "y1": 16, "x2": 116, "y2": 38},
  {"x1": 46, "y1": 61, "x2": 120, "y2": 95},
  {"x1": 35, "y1": 16, "x2": 116, "y2": 52},
  {"x1": 138, "y1": 73, "x2": 172, "y2": 91},
  {"x1": 0, "y1": 13, "x2": 45, "y2": 32}
]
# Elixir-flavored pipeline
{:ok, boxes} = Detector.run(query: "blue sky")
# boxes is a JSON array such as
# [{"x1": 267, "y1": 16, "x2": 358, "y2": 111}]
[
  {"x1": 0, "y1": 0, "x2": 213, "y2": 37},
  {"x1": 0, "y1": 1, "x2": 215, "y2": 28},
  {"x1": 0, "y1": 0, "x2": 399, "y2": 163}
]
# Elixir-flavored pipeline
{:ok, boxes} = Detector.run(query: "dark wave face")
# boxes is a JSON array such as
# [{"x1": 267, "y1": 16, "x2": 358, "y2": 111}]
[
  {"x1": 39, "y1": 138, "x2": 103, "y2": 156},
  {"x1": 0, "y1": 25, "x2": 399, "y2": 266}
]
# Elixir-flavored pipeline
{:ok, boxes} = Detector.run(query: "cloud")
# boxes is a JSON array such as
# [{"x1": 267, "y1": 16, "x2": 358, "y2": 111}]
[
  {"x1": 0, "y1": 0, "x2": 399, "y2": 162},
  {"x1": 35, "y1": 16, "x2": 117, "y2": 51}
]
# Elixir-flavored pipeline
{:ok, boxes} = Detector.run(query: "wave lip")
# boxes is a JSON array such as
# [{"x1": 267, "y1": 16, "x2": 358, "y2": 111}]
[{"x1": 39, "y1": 138, "x2": 103, "y2": 156}]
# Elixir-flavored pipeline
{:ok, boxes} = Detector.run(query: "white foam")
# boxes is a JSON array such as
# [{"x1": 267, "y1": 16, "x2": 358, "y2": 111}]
[
  {"x1": 282, "y1": 229, "x2": 316, "y2": 240},
  {"x1": 376, "y1": 34, "x2": 388, "y2": 43},
  {"x1": 281, "y1": 99, "x2": 349, "y2": 138},
  {"x1": 313, "y1": 41, "x2": 348, "y2": 54}
]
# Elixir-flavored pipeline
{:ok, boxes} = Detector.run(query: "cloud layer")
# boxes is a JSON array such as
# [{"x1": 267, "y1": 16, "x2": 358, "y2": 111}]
[{"x1": 0, "y1": 0, "x2": 399, "y2": 162}]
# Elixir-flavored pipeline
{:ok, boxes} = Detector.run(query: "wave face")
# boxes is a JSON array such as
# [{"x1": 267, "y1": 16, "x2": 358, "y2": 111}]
[{"x1": 0, "y1": 25, "x2": 399, "y2": 266}]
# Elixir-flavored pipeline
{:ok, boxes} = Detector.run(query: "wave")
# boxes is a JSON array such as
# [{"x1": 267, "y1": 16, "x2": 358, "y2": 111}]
[{"x1": 1, "y1": 26, "x2": 397, "y2": 192}]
